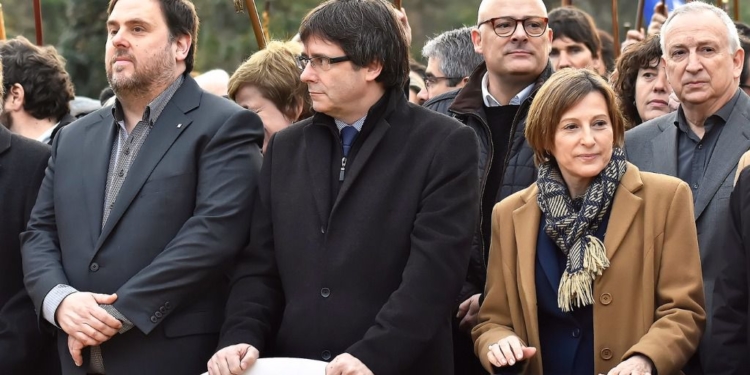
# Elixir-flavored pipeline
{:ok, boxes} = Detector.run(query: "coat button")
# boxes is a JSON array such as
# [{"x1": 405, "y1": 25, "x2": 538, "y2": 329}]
[
  {"x1": 600, "y1": 293, "x2": 612, "y2": 305},
  {"x1": 320, "y1": 226, "x2": 326, "y2": 234},
  {"x1": 150, "y1": 315, "x2": 158, "y2": 323},
  {"x1": 165, "y1": 302, "x2": 171, "y2": 310},
  {"x1": 320, "y1": 288, "x2": 331, "y2": 298},
  {"x1": 572, "y1": 328, "x2": 581, "y2": 338},
  {"x1": 600, "y1": 348, "x2": 613, "y2": 360},
  {"x1": 160, "y1": 306, "x2": 167, "y2": 313},
  {"x1": 321, "y1": 350, "x2": 332, "y2": 361},
  {"x1": 155, "y1": 311, "x2": 163, "y2": 318},
  {"x1": 89, "y1": 263, "x2": 100, "y2": 272}
]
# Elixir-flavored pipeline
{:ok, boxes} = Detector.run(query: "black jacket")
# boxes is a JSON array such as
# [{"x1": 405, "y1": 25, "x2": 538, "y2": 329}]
[
  {"x1": 218, "y1": 88, "x2": 480, "y2": 375},
  {"x1": 710, "y1": 165, "x2": 750, "y2": 374},
  {"x1": 446, "y1": 62, "x2": 553, "y2": 300},
  {"x1": 0, "y1": 126, "x2": 59, "y2": 374},
  {"x1": 21, "y1": 77, "x2": 264, "y2": 375}
]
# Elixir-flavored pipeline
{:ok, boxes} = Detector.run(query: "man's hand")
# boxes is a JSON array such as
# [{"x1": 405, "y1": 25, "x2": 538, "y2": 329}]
[
  {"x1": 67, "y1": 335, "x2": 86, "y2": 367},
  {"x1": 207, "y1": 344, "x2": 259, "y2": 375},
  {"x1": 621, "y1": 28, "x2": 645, "y2": 53},
  {"x1": 604, "y1": 354, "x2": 654, "y2": 375},
  {"x1": 647, "y1": 2, "x2": 668, "y2": 36},
  {"x1": 457, "y1": 293, "x2": 481, "y2": 332},
  {"x1": 326, "y1": 353, "x2": 373, "y2": 375},
  {"x1": 55, "y1": 292, "x2": 122, "y2": 346},
  {"x1": 394, "y1": 8, "x2": 412, "y2": 47}
]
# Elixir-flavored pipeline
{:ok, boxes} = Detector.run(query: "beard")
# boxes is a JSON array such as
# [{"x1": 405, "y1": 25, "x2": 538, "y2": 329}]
[{"x1": 106, "y1": 42, "x2": 176, "y2": 98}]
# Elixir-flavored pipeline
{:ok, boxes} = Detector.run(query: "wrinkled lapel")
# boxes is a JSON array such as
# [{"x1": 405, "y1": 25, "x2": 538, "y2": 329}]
[
  {"x1": 304, "y1": 123, "x2": 334, "y2": 225},
  {"x1": 512, "y1": 185, "x2": 541, "y2": 335},
  {"x1": 330, "y1": 118, "x2": 390, "y2": 216},
  {"x1": 95, "y1": 79, "x2": 198, "y2": 252},
  {"x1": 83, "y1": 111, "x2": 116, "y2": 248},
  {"x1": 694, "y1": 96, "x2": 750, "y2": 219},
  {"x1": 651, "y1": 116, "x2": 679, "y2": 176},
  {"x1": 603, "y1": 164, "x2": 643, "y2": 261}
]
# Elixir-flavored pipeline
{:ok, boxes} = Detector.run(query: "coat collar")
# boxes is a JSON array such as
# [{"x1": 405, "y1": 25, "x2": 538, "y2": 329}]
[
  {"x1": 303, "y1": 87, "x2": 401, "y2": 224},
  {"x1": 449, "y1": 61, "x2": 553, "y2": 116}
]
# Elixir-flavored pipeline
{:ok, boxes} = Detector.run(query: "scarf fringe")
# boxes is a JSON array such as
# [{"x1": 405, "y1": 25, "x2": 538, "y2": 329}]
[{"x1": 557, "y1": 235, "x2": 610, "y2": 312}]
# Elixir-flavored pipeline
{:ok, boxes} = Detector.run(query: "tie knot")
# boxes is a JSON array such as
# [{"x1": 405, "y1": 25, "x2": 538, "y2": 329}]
[{"x1": 340, "y1": 126, "x2": 359, "y2": 157}]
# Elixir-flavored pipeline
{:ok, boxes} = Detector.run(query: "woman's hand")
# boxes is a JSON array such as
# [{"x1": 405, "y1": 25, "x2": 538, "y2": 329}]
[
  {"x1": 604, "y1": 354, "x2": 654, "y2": 375},
  {"x1": 487, "y1": 336, "x2": 537, "y2": 367}
]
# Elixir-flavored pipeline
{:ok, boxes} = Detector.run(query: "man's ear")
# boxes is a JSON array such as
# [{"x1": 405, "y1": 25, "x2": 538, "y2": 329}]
[
  {"x1": 173, "y1": 34, "x2": 192, "y2": 62},
  {"x1": 364, "y1": 61, "x2": 383, "y2": 82},
  {"x1": 4, "y1": 83, "x2": 25, "y2": 111}
]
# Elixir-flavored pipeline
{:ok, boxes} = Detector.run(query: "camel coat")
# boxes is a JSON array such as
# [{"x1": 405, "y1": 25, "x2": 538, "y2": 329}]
[{"x1": 472, "y1": 163, "x2": 706, "y2": 375}]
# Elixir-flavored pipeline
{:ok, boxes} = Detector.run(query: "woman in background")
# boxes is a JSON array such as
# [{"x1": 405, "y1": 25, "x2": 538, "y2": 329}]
[
  {"x1": 228, "y1": 41, "x2": 312, "y2": 152},
  {"x1": 612, "y1": 35, "x2": 675, "y2": 128}
]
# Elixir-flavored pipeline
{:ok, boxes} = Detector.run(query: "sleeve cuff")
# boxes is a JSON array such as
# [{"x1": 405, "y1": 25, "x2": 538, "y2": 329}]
[
  {"x1": 41, "y1": 284, "x2": 79, "y2": 328},
  {"x1": 100, "y1": 304, "x2": 135, "y2": 334}
]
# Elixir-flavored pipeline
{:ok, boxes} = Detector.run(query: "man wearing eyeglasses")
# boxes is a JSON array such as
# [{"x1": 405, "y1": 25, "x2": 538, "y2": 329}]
[
  {"x1": 435, "y1": 0, "x2": 553, "y2": 373},
  {"x1": 208, "y1": 0, "x2": 480, "y2": 375},
  {"x1": 418, "y1": 27, "x2": 484, "y2": 110}
]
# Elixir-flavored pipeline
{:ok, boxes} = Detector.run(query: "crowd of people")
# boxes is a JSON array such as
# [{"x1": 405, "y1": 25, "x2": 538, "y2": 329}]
[{"x1": 1, "y1": 0, "x2": 750, "y2": 374}]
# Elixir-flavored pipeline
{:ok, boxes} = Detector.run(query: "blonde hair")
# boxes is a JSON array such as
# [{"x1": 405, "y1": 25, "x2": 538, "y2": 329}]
[
  {"x1": 228, "y1": 41, "x2": 311, "y2": 120},
  {"x1": 525, "y1": 69, "x2": 625, "y2": 166}
]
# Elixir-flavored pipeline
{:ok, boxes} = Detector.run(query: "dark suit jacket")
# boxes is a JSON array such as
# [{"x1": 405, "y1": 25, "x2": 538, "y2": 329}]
[
  {"x1": 625, "y1": 89, "x2": 750, "y2": 372},
  {"x1": 218, "y1": 88, "x2": 480, "y2": 375},
  {"x1": 710, "y1": 166, "x2": 750, "y2": 374},
  {"x1": 0, "y1": 126, "x2": 59, "y2": 373},
  {"x1": 21, "y1": 76, "x2": 264, "y2": 375}
]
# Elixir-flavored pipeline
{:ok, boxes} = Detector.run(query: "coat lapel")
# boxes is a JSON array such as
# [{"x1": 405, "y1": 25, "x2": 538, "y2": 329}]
[
  {"x1": 330, "y1": 118, "x2": 390, "y2": 216},
  {"x1": 83, "y1": 111, "x2": 117, "y2": 248},
  {"x1": 304, "y1": 123, "x2": 334, "y2": 225},
  {"x1": 693, "y1": 96, "x2": 750, "y2": 219},
  {"x1": 651, "y1": 116, "x2": 679, "y2": 176},
  {"x1": 513, "y1": 185, "x2": 541, "y2": 338},
  {"x1": 95, "y1": 79, "x2": 198, "y2": 252},
  {"x1": 603, "y1": 163, "x2": 643, "y2": 261}
]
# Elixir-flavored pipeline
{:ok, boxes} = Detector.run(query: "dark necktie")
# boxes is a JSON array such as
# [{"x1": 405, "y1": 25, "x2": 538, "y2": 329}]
[{"x1": 341, "y1": 126, "x2": 359, "y2": 157}]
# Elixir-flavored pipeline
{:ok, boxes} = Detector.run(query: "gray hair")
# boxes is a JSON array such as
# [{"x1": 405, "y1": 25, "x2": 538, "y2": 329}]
[
  {"x1": 660, "y1": 1, "x2": 740, "y2": 55},
  {"x1": 422, "y1": 27, "x2": 484, "y2": 87}
]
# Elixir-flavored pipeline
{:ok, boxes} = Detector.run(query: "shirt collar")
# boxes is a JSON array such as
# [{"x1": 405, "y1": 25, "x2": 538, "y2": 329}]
[
  {"x1": 673, "y1": 88, "x2": 741, "y2": 130},
  {"x1": 334, "y1": 116, "x2": 367, "y2": 133},
  {"x1": 111, "y1": 74, "x2": 185, "y2": 131},
  {"x1": 481, "y1": 72, "x2": 534, "y2": 107},
  {"x1": 36, "y1": 122, "x2": 59, "y2": 144}
]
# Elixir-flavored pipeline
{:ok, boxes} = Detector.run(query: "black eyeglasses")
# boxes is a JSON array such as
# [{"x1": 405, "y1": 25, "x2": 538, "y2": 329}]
[
  {"x1": 424, "y1": 76, "x2": 461, "y2": 89},
  {"x1": 296, "y1": 55, "x2": 350, "y2": 71},
  {"x1": 477, "y1": 16, "x2": 549, "y2": 38}
]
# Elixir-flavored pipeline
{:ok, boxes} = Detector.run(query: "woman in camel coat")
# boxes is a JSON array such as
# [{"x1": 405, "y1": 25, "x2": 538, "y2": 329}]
[{"x1": 472, "y1": 69, "x2": 705, "y2": 375}]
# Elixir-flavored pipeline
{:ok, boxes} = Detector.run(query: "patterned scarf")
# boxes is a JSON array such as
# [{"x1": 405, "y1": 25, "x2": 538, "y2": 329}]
[{"x1": 536, "y1": 147, "x2": 627, "y2": 312}]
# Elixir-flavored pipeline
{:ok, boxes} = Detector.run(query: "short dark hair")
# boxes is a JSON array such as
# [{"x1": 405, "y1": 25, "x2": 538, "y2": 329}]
[
  {"x1": 549, "y1": 6, "x2": 601, "y2": 58},
  {"x1": 107, "y1": 0, "x2": 199, "y2": 74},
  {"x1": 612, "y1": 35, "x2": 663, "y2": 127},
  {"x1": 0, "y1": 36, "x2": 75, "y2": 121},
  {"x1": 735, "y1": 22, "x2": 750, "y2": 38},
  {"x1": 299, "y1": 0, "x2": 410, "y2": 89}
]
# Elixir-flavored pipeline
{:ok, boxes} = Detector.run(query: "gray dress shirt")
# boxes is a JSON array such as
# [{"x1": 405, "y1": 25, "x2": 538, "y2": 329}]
[{"x1": 675, "y1": 90, "x2": 740, "y2": 196}]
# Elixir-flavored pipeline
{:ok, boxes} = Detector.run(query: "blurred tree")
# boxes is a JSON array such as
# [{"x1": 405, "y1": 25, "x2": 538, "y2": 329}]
[{"x1": 0, "y1": 0, "x2": 746, "y2": 97}]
